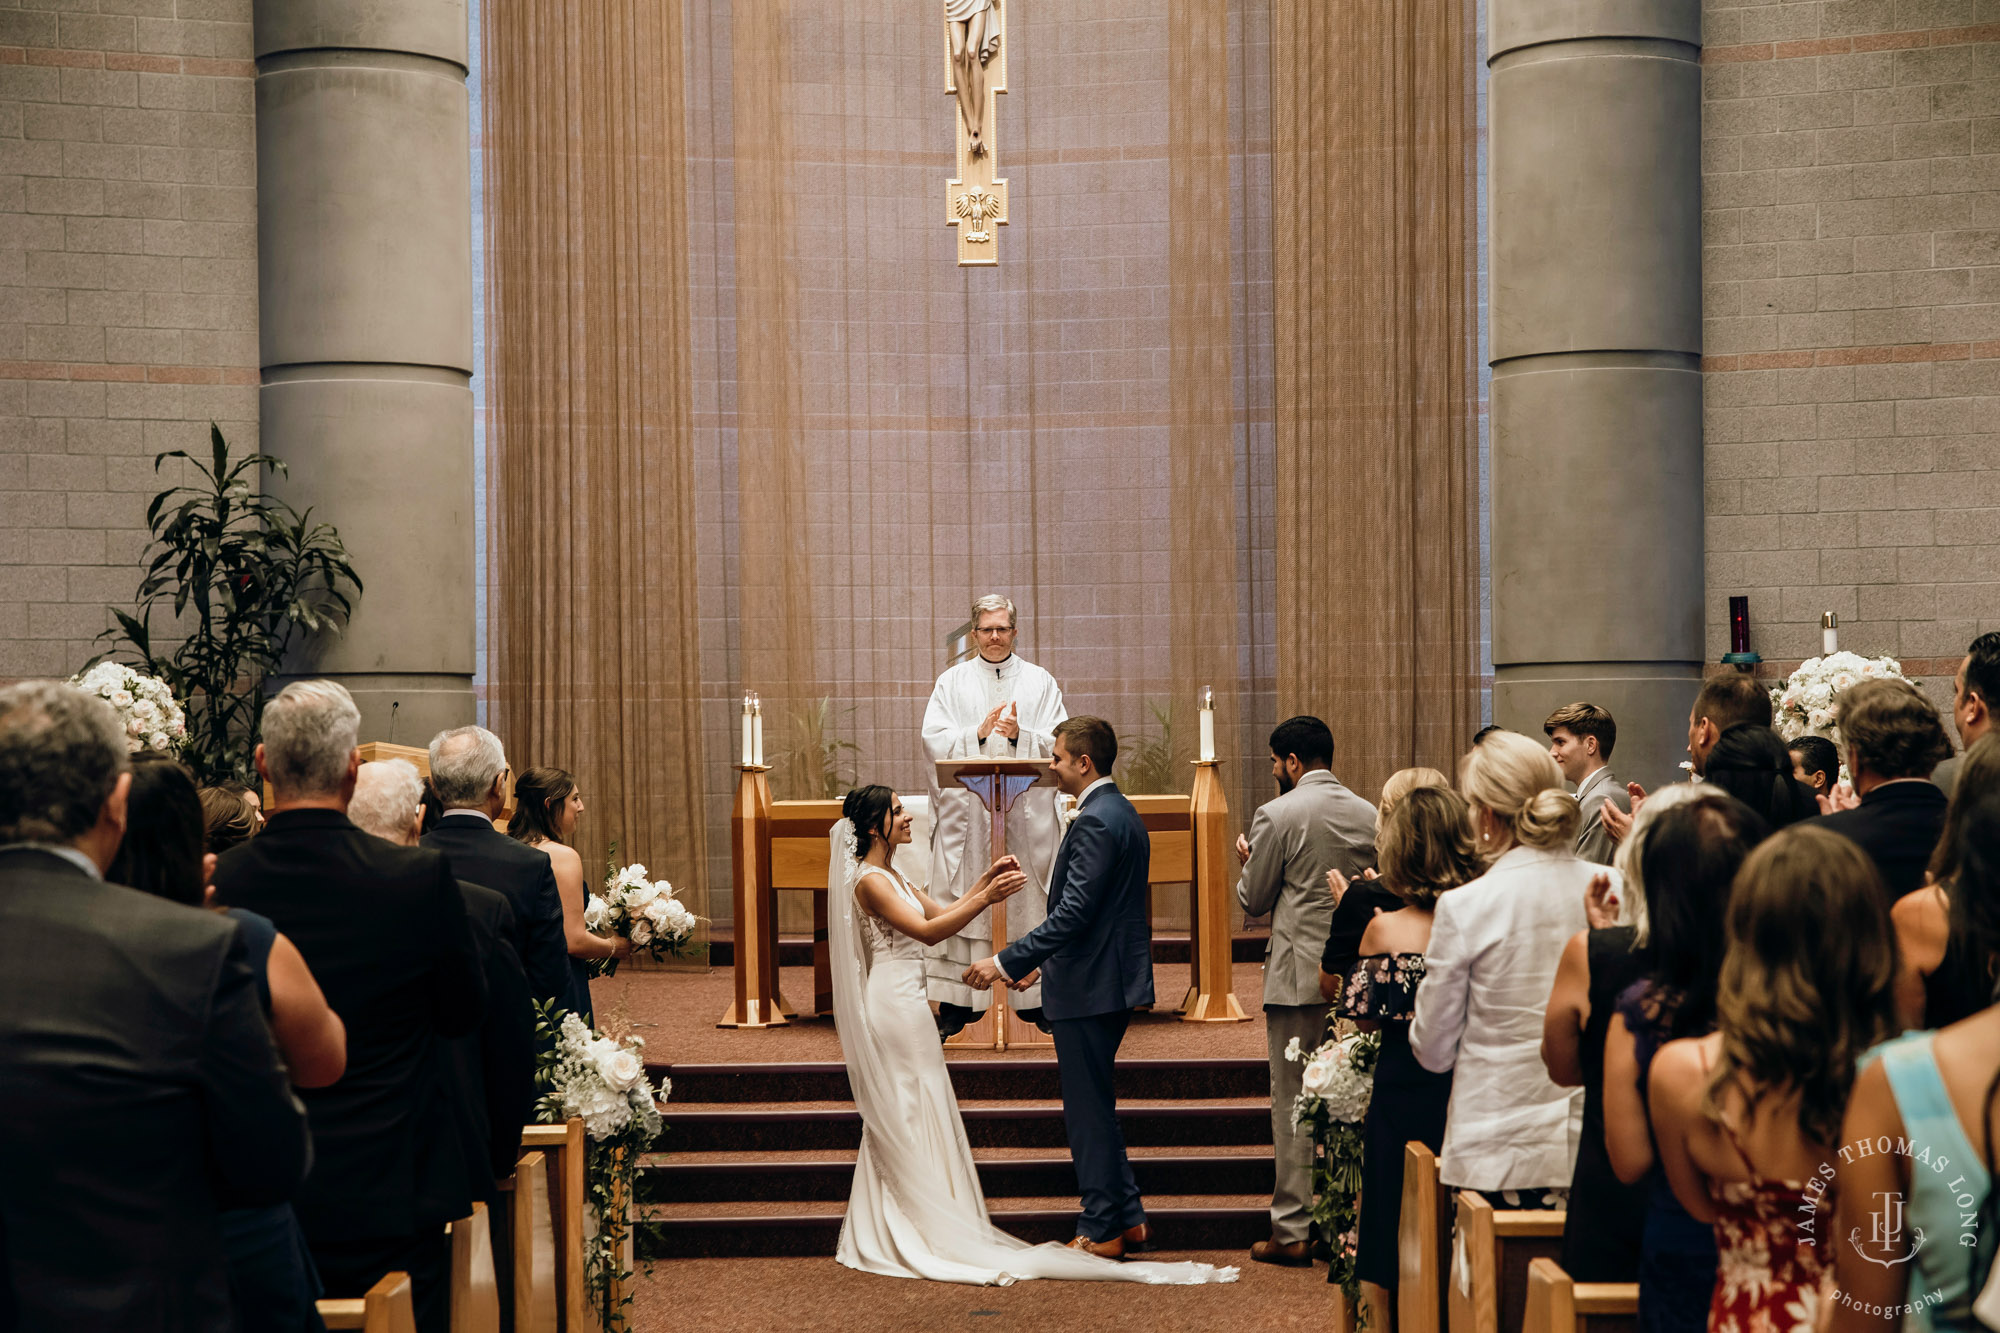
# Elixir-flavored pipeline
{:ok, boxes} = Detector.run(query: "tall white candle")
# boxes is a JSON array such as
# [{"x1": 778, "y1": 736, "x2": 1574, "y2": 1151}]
[
  {"x1": 1822, "y1": 612, "x2": 1839, "y2": 656},
  {"x1": 752, "y1": 696, "x2": 765, "y2": 768},
  {"x1": 741, "y1": 692, "x2": 754, "y2": 768},
  {"x1": 1198, "y1": 686, "x2": 1215, "y2": 762}
]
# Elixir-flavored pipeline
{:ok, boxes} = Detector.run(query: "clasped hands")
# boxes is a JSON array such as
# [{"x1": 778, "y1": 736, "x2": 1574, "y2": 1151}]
[
  {"x1": 978, "y1": 701, "x2": 1021, "y2": 742},
  {"x1": 962, "y1": 854, "x2": 1036, "y2": 993}
]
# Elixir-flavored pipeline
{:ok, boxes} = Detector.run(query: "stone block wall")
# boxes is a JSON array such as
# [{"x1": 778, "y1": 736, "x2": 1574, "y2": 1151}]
[
  {"x1": 0, "y1": 1, "x2": 258, "y2": 680},
  {"x1": 1703, "y1": 4, "x2": 2000, "y2": 704}
]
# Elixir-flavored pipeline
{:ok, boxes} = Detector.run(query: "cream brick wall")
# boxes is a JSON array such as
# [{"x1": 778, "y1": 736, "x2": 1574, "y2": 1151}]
[
  {"x1": 1703, "y1": 5, "x2": 2000, "y2": 700},
  {"x1": 0, "y1": 0, "x2": 258, "y2": 680}
]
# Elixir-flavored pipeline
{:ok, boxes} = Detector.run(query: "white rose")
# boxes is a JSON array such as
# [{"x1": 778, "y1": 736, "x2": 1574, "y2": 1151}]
[
  {"x1": 1832, "y1": 672, "x2": 1856, "y2": 692},
  {"x1": 1808, "y1": 708, "x2": 1834, "y2": 729},
  {"x1": 642, "y1": 896, "x2": 674, "y2": 928},
  {"x1": 127, "y1": 718, "x2": 145, "y2": 737},
  {"x1": 625, "y1": 878, "x2": 661, "y2": 909},
  {"x1": 630, "y1": 918, "x2": 654, "y2": 946},
  {"x1": 666, "y1": 901, "x2": 696, "y2": 931},
  {"x1": 593, "y1": 1044, "x2": 645, "y2": 1092},
  {"x1": 1300, "y1": 1057, "x2": 1335, "y2": 1096},
  {"x1": 583, "y1": 894, "x2": 610, "y2": 932},
  {"x1": 109, "y1": 689, "x2": 134, "y2": 709},
  {"x1": 146, "y1": 732, "x2": 168, "y2": 751}
]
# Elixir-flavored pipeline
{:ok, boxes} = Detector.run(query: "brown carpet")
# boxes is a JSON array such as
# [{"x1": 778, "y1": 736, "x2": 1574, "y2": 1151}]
[
  {"x1": 593, "y1": 961, "x2": 1274, "y2": 1064},
  {"x1": 628, "y1": 1250, "x2": 1332, "y2": 1332}
]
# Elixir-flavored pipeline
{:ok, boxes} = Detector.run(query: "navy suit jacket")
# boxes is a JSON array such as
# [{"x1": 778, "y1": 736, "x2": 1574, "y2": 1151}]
[
  {"x1": 998, "y1": 782, "x2": 1154, "y2": 1021},
  {"x1": 423, "y1": 814, "x2": 573, "y2": 1011}
]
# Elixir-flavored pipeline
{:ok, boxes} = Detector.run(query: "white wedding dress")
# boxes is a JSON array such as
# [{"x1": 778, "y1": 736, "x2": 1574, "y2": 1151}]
[{"x1": 827, "y1": 821, "x2": 1237, "y2": 1286}]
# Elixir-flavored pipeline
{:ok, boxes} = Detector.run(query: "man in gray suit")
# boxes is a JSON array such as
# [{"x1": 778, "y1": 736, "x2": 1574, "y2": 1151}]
[
  {"x1": 1545, "y1": 702, "x2": 1628, "y2": 866},
  {"x1": 1234, "y1": 715, "x2": 1377, "y2": 1266}
]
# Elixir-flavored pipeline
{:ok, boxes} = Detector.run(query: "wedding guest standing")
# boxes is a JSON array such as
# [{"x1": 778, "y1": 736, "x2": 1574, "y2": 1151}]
[
  {"x1": 1544, "y1": 702, "x2": 1628, "y2": 865},
  {"x1": 214, "y1": 682, "x2": 488, "y2": 1333},
  {"x1": 1831, "y1": 791, "x2": 2000, "y2": 1333},
  {"x1": 200, "y1": 781, "x2": 263, "y2": 854},
  {"x1": 1934, "y1": 631, "x2": 2000, "y2": 796},
  {"x1": 1319, "y1": 766, "x2": 1448, "y2": 983},
  {"x1": 1820, "y1": 678, "x2": 1954, "y2": 900},
  {"x1": 423, "y1": 725, "x2": 574, "y2": 1013},
  {"x1": 1787, "y1": 736, "x2": 1839, "y2": 801},
  {"x1": 111, "y1": 754, "x2": 344, "y2": 1333},
  {"x1": 1889, "y1": 733, "x2": 2000, "y2": 1030},
  {"x1": 1648, "y1": 826, "x2": 1896, "y2": 1333},
  {"x1": 507, "y1": 766, "x2": 626, "y2": 1024},
  {"x1": 1341, "y1": 787, "x2": 1482, "y2": 1323},
  {"x1": 1411, "y1": 731, "x2": 1601, "y2": 1206},
  {"x1": 1233, "y1": 715, "x2": 1377, "y2": 1267},
  {"x1": 1602, "y1": 795, "x2": 1763, "y2": 1333},
  {"x1": 0, "y1": 681, "x2": 310, "y2": 1333},
  {"x1": 1697, "y1": 725, "x2": 1818, "y2": 832}
]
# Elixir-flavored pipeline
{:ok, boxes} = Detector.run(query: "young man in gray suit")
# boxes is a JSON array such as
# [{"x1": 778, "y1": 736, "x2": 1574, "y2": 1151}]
[
  {"x1": 1235, "y1": 715, "x2": 1377, "y2": 1266},
  {"x1": 1544, "y1": 702, "x2": 1627, "y2": 866}
]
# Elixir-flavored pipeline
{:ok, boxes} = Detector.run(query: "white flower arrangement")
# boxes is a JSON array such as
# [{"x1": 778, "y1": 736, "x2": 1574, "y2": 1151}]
[
  {"x1": 1771, "y1": 651, "x2": 1910, "y2": 753},
  {"x1": 1291, "y1": 1028, "x2": 1378, "y2": 1127},
  {"x1": 540, "y1": 1010, "x2": 669, "y2": 1141},
  {"x1": 68, "y1": 662, "x2": 187, "y2": 754},
  {"x1": 594, "y1": 860, "x2": 700, "y2": 965}
]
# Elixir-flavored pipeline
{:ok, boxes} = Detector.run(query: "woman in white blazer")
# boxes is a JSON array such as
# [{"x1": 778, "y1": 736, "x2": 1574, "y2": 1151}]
[{"x1": 1410, "y1": 730, "x2": 1608, "y2": 1202}]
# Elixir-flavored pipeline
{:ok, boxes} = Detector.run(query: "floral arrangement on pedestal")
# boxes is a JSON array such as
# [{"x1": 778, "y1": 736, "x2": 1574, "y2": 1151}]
[
  {"x1": 68, "y1": 663, "x2": 187, "y2": 754},
  {"x1": 590, "y1": 858, "x2": 700, "y2": 973},
  {"x1": 1289, "y1": 1023, "x2": 1380, "y2": 1318},
  {"x1": 534, "y1": 1004, "x2": 671, "y2": 1333},
  {"x1": 1770, "y1": 651, "x2": 1911, "y2": 780}
]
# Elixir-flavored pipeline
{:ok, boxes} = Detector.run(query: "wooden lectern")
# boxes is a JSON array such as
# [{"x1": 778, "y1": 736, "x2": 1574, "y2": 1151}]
[
  {"x1": 1182, "y1": 759, "x2": 1249, "y2": 1023},
  {"x1": 718, "y1": 764, "x2": 792, "y2": 1027},
  {"x1": 937, "y1": 758, "x2": 1057, "y2": 1052}
]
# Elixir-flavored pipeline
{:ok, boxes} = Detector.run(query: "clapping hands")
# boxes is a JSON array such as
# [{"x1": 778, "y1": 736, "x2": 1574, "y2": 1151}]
[{"x1": 1584, "y1": 873, "x2": 1620, "y2": 930}]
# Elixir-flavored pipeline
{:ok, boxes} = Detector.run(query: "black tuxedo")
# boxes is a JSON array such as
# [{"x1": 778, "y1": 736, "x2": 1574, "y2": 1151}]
[
  {"x1": 212, "y1": 809, "x2": 488, "y2": 1244},
  {"x1": 1817, "y1": 779, "x2": 1950, "y2": 901},
  {"x1": 422, "y1": 814, "x2": 576, "y2": 1013},
  {"x1": 0, "y1": 848, "x2": 310, "y2": 1332}
]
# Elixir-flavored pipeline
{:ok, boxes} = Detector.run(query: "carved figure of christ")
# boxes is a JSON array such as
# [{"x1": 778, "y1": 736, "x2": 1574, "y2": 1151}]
[{"x1": 946, "y1": 0, "x2": 999, "y2": 158}]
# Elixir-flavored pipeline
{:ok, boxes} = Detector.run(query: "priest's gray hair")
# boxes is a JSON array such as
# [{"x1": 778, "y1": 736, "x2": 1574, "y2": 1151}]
[
  {"x1": 261, "y1": 680, "x2": 361, "y2": 797},
  {"x1": 430, "y1": 725, "x2": 508, "y2": 808},
  {"x1": 350, "y1": 758, "x2": 425, "y2": 843},
  {"x1": 0, "y1": 680, "x2": 130, "y2": 842},
  {"x1": 972, "y1": 593, "x2": 1016, "y2": 628}
]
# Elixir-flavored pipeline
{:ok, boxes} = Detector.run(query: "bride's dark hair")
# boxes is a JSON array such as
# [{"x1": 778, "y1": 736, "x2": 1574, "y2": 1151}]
[{"x1": 842, "y1": 785, "x2": 895, "y2": 861}]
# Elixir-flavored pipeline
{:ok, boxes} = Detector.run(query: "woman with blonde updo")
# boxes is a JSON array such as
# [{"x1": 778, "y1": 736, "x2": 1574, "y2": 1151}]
[{"x1": 1410, "y1": 730, "x2": 1609, "y2": 1206}]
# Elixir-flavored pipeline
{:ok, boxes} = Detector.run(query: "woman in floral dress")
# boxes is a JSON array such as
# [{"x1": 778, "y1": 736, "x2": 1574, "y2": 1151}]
[
  {"x1": 1648, "y1": 825, "x2": 1898, "y2": 1333},
  {"x1": 1339, "y1": 786, "x2": 1484, "y2": 1326}
]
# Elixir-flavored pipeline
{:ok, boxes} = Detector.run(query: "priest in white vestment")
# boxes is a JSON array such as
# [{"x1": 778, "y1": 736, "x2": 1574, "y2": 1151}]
[{"x1": 922, "y1": 594, "x2": 1067, "y2": 1033}]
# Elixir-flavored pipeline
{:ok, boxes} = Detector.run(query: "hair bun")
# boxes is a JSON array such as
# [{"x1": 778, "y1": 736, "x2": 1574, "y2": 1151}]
[{"x1": 1515, "y1": 785, "x2": 1582, "y2": 850}]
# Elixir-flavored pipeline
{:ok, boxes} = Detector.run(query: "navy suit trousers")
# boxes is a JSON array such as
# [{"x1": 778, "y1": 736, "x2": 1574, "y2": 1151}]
[{"x1": 1051, "y1": 1010, "x2": 1144, "y2": 1240}]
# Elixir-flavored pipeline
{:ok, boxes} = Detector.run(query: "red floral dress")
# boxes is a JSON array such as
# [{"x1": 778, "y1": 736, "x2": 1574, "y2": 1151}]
[{"x1": 1706, "y1": 1140, "x2": 1835, "y2": 1333}]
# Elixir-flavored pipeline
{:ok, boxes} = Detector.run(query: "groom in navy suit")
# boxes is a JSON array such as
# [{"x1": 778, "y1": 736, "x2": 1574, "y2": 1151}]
[{"x1": 965, "y1": 716, "x2": 1154, "y2": 1259}]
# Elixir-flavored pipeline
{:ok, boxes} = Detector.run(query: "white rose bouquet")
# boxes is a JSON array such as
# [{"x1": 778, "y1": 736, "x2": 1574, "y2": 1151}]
[
  {"x1": 534, "y1": 1004, "x2": 671, "y2": 1332},
  {"x1": 68, "y1": 662, "x2": 187, "y2": 755},
  {"x1": 1289, "y1": 1025, "x2": 1380, "y2": 1318},
  {"x1": 1771, "y1": 651, "x2": 1911, "y2": 781},
  {"x1": 593, "y1": 858, "x2": 700, "y2": 971}
]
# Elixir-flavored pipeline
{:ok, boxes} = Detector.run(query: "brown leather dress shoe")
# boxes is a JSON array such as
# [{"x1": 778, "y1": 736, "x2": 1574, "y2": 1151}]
[
  {"x1": 1250, "y1": 1237, "x2": 1312, "y2": 1267},
  {"x1": 1122, "y1": 1222, "x2": 1152, "y2": 1251},
  {"x1": 1067, "y1": 1234, "x2": 1126, "y2": 1260}
]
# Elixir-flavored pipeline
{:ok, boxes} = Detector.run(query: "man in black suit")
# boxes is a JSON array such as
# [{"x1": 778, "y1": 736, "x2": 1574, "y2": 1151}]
[
  {"x1": 0, "y1": 681, "x2": 310, "y2": 1332},
  {"x1": 213, "y1": 682, "x2": 488, "y2": 1333},
  {"x1": 421, "y1": 725, "x2": 576, "y2": 1013},
  {"x1": 1819, "y1": 677, "x2": 1955, "y2": 901},
  {"x1": 353, "y1": 757, "x2": 538, "y2": 1332}
]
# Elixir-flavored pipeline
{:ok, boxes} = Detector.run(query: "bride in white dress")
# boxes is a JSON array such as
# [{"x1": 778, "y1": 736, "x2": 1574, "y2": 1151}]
[{"x1": 828, "y1": 785, "x2": 1238, "y2": 1286}]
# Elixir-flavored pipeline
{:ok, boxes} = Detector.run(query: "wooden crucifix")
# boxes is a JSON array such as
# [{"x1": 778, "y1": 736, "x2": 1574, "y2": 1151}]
[{"x1": 944, "y1": 0, "x2": 1008, "y2": 267}]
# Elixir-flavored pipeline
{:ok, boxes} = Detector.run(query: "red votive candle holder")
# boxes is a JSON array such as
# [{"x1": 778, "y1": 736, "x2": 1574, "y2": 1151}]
[{"x1": 1728, "y1": 597, "x2": 1751, "y2": 655}]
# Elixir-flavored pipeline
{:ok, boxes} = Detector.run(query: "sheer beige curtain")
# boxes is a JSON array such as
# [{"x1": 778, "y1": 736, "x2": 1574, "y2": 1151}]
[
  {"x1": 482, "y1": 0, "x2": 709, "y2": 895},
  {"x1": 1168, "y1": 0, "x2": 1244, "y2": 792},
  {"x1": 1271, "y1": 0, "x2": 1480, "y2": 799}
]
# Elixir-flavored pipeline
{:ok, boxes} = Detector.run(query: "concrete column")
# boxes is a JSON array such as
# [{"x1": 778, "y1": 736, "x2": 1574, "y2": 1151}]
[
  {"x1": 1487, "y1": 0, "x2": 1705, "y2": 790},
  {"x1": 252, "y1": 2, "x2": 475, "y2": 742}
]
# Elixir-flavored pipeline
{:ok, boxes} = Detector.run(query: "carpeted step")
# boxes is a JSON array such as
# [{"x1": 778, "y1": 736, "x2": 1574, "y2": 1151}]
[
  {"x1": 704, "y1": 931, "x2": 1271, "y2": 968},
  {"x1": 635, "y1": 1195, "x2": 1276, "y2": 1260},
  {"x1": 637, "y1": 1147, "x2": 1276, "y2": 1205},
  {"x1": 659, "y1": 1099, "x2": 1273, "y2": 1154},
  {"x1": 651, "y1": 1057, "x2": 1270, "y2": 1105}
]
